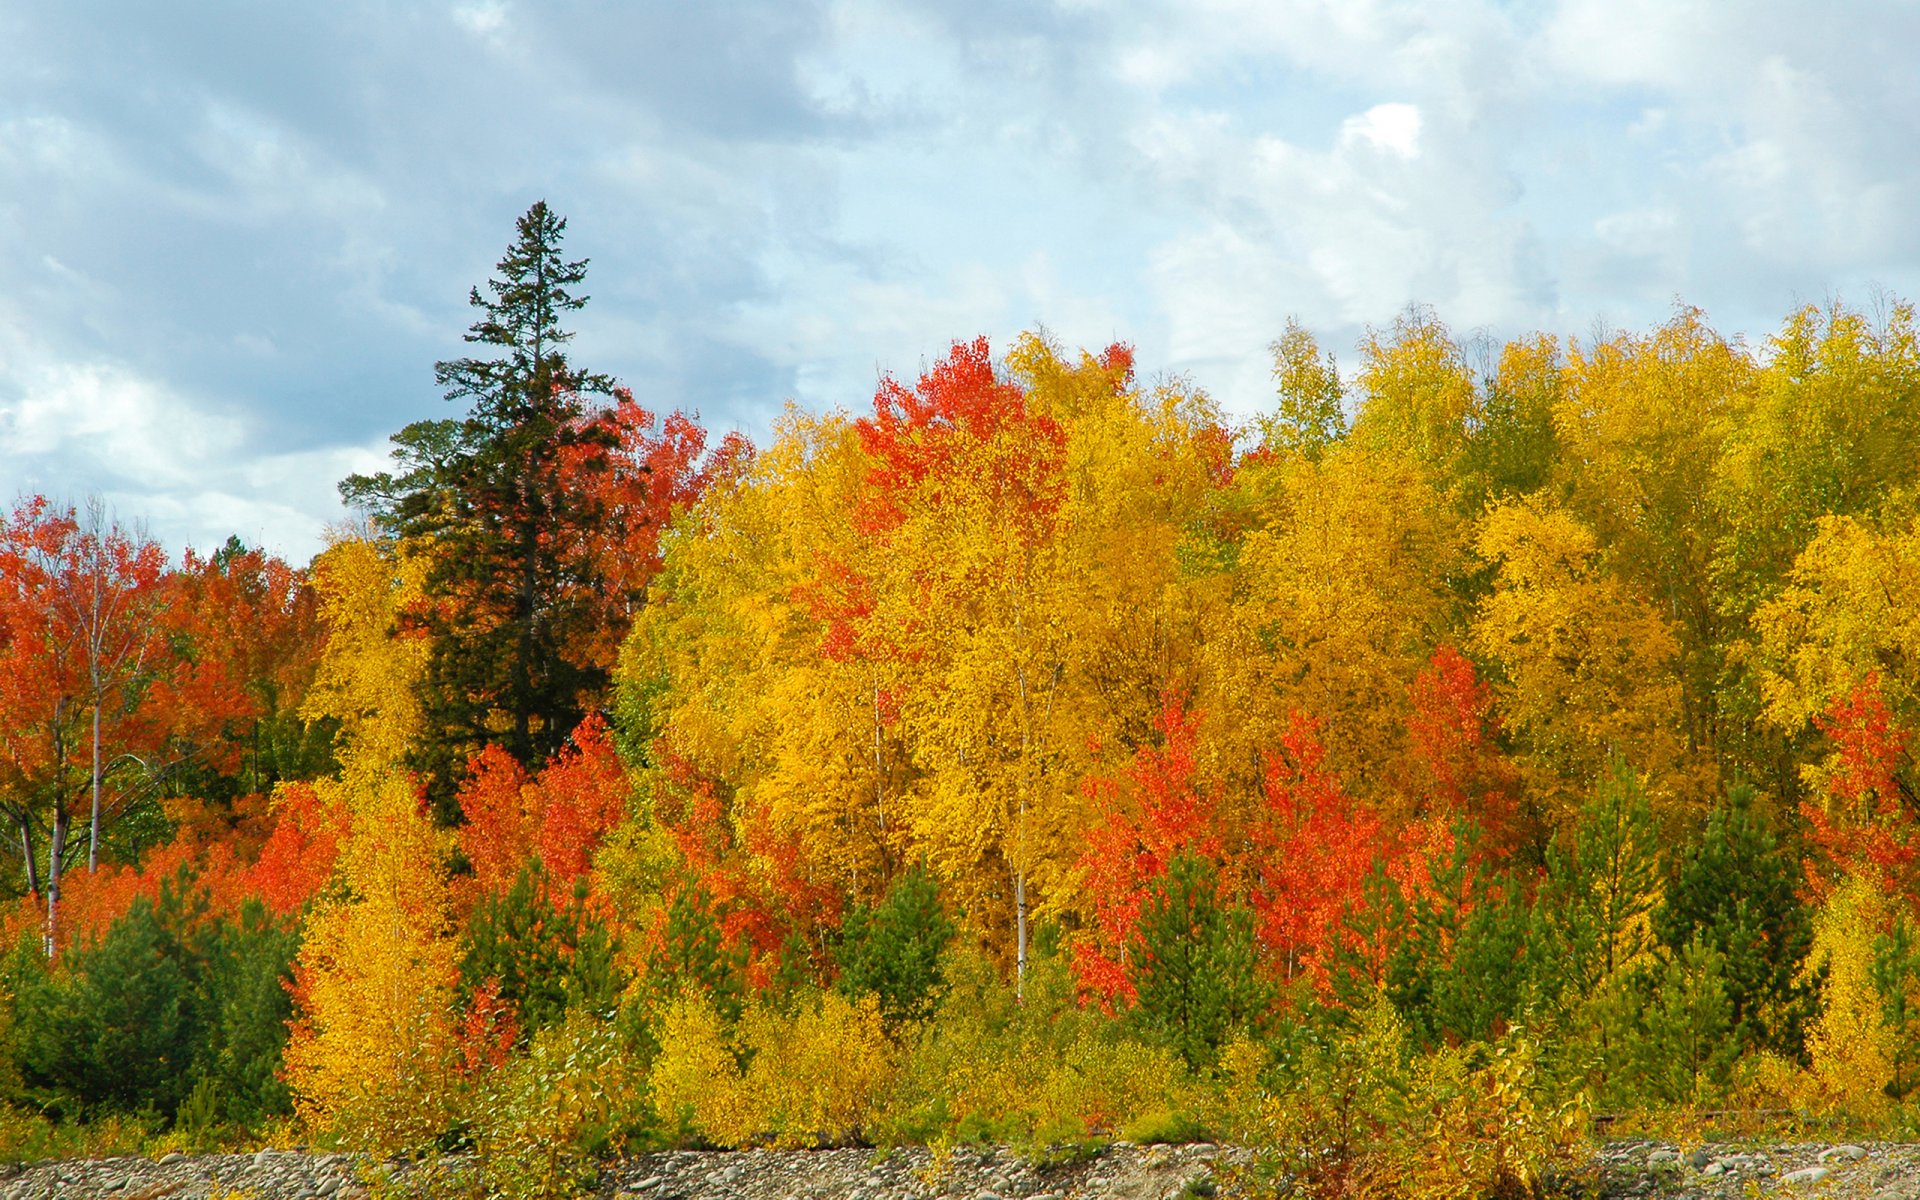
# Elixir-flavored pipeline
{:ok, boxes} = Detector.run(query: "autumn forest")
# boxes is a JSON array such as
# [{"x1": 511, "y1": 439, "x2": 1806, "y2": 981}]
[{"x1": 5, "y1": 202, "x2": 1920, "y2": 1195}]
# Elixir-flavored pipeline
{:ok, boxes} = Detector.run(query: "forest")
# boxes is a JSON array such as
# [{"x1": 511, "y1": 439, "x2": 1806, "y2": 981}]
[{"x1": 4, "y1": 202, "x2": 1920, "y2": 1197}]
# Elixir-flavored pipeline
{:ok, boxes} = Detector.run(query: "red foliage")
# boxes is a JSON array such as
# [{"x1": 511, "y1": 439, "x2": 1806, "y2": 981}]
[
  {"x1": 1246, "y1": 712, "x2": 1383, "y2": 990},
  {"x1": 456, "y1": 716, "x2": 631, "y2": 904},
  {"x1": 245, "y1": 782, "x2": 350, "y2": 916},
  {"x1": 1804, "y1": 673, "x2": 1920, "y2": 899},
  {"x1": 532, "y1": 714, "x2": 629, "y2": 885},
  {"x1": 853, "y1": 336, "x2": 1067, "y2": 538},
  {"x1": 1072, "y1": 695, "x2": 1223, "y2": 1007},
  {"x1": 456, "y1": 745, "x2": 537, "y2": 898},
  {"x1": 458, "y1": 976, "x2": 520, "y2": 1075},
  {"x1": 561, "y1": 396, "x2": 755, "y2": 675},
  {"x1": 1405, "y1": 645, "x2": 1522, "y2": 853}
]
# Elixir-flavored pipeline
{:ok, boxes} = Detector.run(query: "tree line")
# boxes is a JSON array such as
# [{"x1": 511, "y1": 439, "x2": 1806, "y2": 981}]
[{"x1": 2, "y1": 202, "x2": 1919, "y2": 1195}]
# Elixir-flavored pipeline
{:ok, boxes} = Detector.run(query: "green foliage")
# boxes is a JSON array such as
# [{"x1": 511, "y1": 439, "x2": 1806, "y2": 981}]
[
  {"x1": 342, "y1": 201, "x2": 621, "y2": 814},
  {"x1": 1534, "y1": 760, "x2": 1662, "y2": 1003},
  {"x1": 871, "y1": 940, "x2": 1196, "y2": 1152},
  {"x1": 459, "y1": 862, "x2": 625, "y2": 1038},
  {"x1": 1128, "y1": 853, "x2": 1271, "y2": 1070},
  {"x1": 648, "y1": 880, "x2": 747, "y2": 1025},
  {"x1": 1627, "y1": 937, "x2": 1740, "y2": 1107},
  {"x1": 1872, "y1": 912, "x2": 1920, "y2": 1098},
  {"x1": 1233, "y1": 997, "x2": 1591, "y2": 1200},
  {"x1": 1358, "y1": 825, "x2": 1532, "y2": 1048},
  {"x1": 474, "y1": 1010, "x2": 653, "y2": 1199},
  {"x1": 837, "y1": 863, "x2": 956, "y2": 1029},
  {"x1": 1652, "y1": 784, "x2": 1820, "y2": 1060},
  {"x1": 5, "y1": 878, "x2": 299, "y2": 1132}
]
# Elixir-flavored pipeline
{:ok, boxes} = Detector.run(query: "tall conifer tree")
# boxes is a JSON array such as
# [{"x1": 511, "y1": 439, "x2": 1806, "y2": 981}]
[{"x1": 343, "y1": 202, "x2": 617, "y2": 812}]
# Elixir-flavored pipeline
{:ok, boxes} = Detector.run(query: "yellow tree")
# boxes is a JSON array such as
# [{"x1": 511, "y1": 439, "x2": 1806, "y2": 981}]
[
  {"x1": 281, "y1": 535, "x2": 460, "y2": 1149},
  {"x1": 1349, "y1": 306, "x2": 1480, "y2": 499},
  {"x1": 1754, "y1": 514, "x2": 1920, "y2": 734},
  {"x1": 862, "y1": 337, "x2": 1112, "y2": 989},
  {"x1": 1471, "y1": 496, "x2": 1692, "y2": 818},
  {"x1": 1553, "y1": 308, "x2": 1750, "y2": 772},
  {"x1": 1203, "y1": 442, "x2": 1465, "y2": 812},
  {"x1": 1717, "y1": 301, "x2": 1920, "y2": 793}
]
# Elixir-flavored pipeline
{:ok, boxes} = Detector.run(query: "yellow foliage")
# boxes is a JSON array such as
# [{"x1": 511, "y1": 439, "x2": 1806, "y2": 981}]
[
  {"x1": 876, "y1": 949, "x2": 1191, "y2": 1148},
  {"x1": 1797, "y1": 874, "x2": 1897, "y2": 1114},
  {"x1": 474, "y1": 1013, "x2": 650, "y2": 1200},
  {"x1": 1472, "y1": 495, "x2": 1690, "y2": 812},
  {"x1": 1350, "y1": 306, "x2": 1479, "y2": 488},
  {"x1": 648, "y1": 990, "x2": 896, "y2": 1148},
  {"x1": 300, "y1": 534, "x2": 428, "y2": 783},
  {"x1": 1206, "y1": 442, "x2": 1463, "y2": 808},
  {"x1": 1755, "y1": 513, "x2": 1920, "y2": 738},
  {"x1": 282, "y1": 771, "x2": 459, "y2": 1151}
]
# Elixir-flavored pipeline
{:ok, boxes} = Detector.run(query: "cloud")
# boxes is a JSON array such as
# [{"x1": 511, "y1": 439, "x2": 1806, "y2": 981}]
[{"x1": 7, "y1": 0, "x2": 1920, "y2": 554}]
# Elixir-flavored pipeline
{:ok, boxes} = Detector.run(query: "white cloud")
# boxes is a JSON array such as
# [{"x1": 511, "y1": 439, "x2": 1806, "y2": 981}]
[{"x1": 0, "y1": 324, "x2": 385, "y2": 561}]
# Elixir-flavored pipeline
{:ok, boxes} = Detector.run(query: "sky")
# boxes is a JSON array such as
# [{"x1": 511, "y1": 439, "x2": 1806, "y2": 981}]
[{"x1": 4, "y1": 0, "x2": 1920, "y2": 563}]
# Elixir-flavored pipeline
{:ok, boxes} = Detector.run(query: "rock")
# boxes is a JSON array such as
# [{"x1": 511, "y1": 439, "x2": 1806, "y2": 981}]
[
  {"x1": 1781, "y1": 1165, "x2": 1833, "y2": 1187},
  {"x1": 631, "y1": 1175, "x2": 667, "y2": 1191},
  {"x1": 157, "y1": 1152, "x2": 186, "y2": 1166},
  {"x1": 1684, "y1": 1148, "x2": 1712, "y2": 1169},
  {"x1": 1648, "y1": 1148, "x2": 1679, "y2": 1167},
  {"x1": 1823, "y1": 1144, "x2": 1870, "y2": 1163}
]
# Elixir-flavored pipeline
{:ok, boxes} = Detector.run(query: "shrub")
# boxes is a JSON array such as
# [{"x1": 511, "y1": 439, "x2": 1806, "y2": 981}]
[
  {"x1": 459, "y1": 862, "x2": 625, "y2": 1040},
  {"x1": 648, "y1": 988, "x2": 895, "y2": 1148},
  {"x1": 836, "y1": 863, "x2": 955, "y2": 1029},
  {"x1": 1128, "y1": 853, "x2": 1270, "y2": 1070},
  {"x1": 474, "y1": 1011, "x2": 652, "y2": 1200},
  {"x1": 6, "y1": 875, "x2": 299, "y2": 1132}
]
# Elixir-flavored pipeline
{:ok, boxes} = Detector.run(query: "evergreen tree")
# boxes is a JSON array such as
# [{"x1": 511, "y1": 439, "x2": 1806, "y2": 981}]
[
  {"x1": 1651, "y1": 783, "x2": 1821, "y2": 1061},
  {"x1": 343, "y1": 202, "x2": 619, "y2": 814},
  {"x1": 458, "y1": 862, "x2": 625, "y2": 1039},
  {"x1": 835, "y1": 863, "x2": 956, "y2": 1029},
  {"x1": 1129, "y1": 852, "x2": 1271, "y2": 1070}
]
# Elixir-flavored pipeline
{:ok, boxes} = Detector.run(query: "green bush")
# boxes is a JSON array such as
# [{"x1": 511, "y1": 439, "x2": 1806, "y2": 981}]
[
  {"x1": 1128, "y1": 853, "x2": 1270, "y2": 1070},
  {"x1": 460, "y1": 862, "x2": 625, "y2": 1039},
  {"x1": 836, "y1": 863, "x2": 955, "y2": 1029},
  {"x1": 474, "y1": 1011, "x2": 653, "y2": 1199},
  {"x1": 5, "y1": 875, "x2": 299, "y2": 1132}
]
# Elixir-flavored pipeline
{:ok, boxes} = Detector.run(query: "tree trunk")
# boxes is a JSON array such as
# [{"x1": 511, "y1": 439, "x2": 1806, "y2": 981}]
[
  {"x1": 1014, "y1": 866, "x2": 1028, "y2": 1002},
  {"x1": 88, "y1": 696, "x2": 101, "y2": 872},
  {"x1": 17, "y1": 815, "x2": 39, "y2": 898},
  {"x1": 44, "y1": 804, "x2": 68, "y2": 959}
]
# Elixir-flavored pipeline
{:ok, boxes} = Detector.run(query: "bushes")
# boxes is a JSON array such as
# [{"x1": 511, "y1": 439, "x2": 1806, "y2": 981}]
[
  {"x1": 4, "y1": 874, "x2": 299, "y2": 1133},
  {"x1": 459, "y1": 862, "x2": 625, "y2": 1041},
  {"x1": 649, "y1": 988, "x2": 895, "y2": 1148},
  {"x1": 1129, "y1": 853, "x2": 1270, "y2": 1070},
  {"x1": 473, "y1": 1011, "x2": 653, "y2": 1200},
  {"x1": 836, "y1": 863, "x2": 955, "y2": 1029}
]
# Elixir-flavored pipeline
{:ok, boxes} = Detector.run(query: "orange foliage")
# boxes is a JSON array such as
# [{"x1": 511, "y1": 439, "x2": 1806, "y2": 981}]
[
  {"x1": 1072, "y1": 695, "x2": 1223, "y2": 1006},
  {"x1": 455, "y1": 715, "x2": 631, "y2": 904},
  {"x1": 1405, "y1": 645, "x2": 1523, "y2": 853},
  {"x1": 1246, "y1": 712, "x2": 1384, "y2": 989},
  {"x1": 1804, "y1": 673, "x2": 1920, "y2": 900}
]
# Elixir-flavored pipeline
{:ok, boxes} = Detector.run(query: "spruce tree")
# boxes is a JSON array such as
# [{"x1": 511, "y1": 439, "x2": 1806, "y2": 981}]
[
  {"x1": 1651, "y1": 783, "x2": 1821, "y2": 1061},
  {"x1": 343, "y1": 202, "x2": 618, "y2": 813}
]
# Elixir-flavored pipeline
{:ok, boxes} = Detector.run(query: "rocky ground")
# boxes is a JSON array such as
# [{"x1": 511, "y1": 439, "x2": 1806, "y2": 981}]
[{"x1": 6, "y1": 1138, "x2": 1920, "y2": 1199}]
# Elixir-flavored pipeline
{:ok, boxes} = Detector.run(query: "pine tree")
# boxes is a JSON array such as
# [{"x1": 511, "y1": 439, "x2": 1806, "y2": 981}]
[
  {"x1": 1652, "y1": 783, "x2": 1821, "y2": 1060},
  {"x1": 343, "y1": 202, "x2": 619, "y2": 813}
]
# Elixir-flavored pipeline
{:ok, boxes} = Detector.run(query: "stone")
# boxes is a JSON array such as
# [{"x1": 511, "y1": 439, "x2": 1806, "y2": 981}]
[
  {"x1": 1684, "y1": 1148, "x2": 1712, "y2": 1170},
  {"x1": 1781, "y1": 1166, "x2": 1833, "y2": 1187},
  {"x1": 1823, "y1": 1145, "x2": 1870, "y2": 1163}
]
